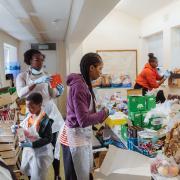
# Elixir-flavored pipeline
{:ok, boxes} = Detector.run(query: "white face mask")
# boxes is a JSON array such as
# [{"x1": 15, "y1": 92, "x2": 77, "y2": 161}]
[{"x1": 31, "y1": 68, "x2": 43, "y2": 75}]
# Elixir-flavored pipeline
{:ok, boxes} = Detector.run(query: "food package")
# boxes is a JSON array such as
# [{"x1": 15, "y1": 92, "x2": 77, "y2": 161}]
[
  {"x1": 111, "y1": 74, "x2": 132, "y2": 87},
  {"x1": 17, "y1": 128, "x2": 26, "y2": 142},
  {"x1": 50, "y1": 74, "x2": 62, "y2": 88},
  {"x1": 137, "y1": 130, "x2": 163, "y2": 156},
  {"x1": 101, "y1": 74, "x2": 111, "y2": 87},
  {"x1": 164, "y1": 119, "x2": 180, "y2": 164},
  {"x1": 151, "y1": 155, "x2": 179, "y2": 177}
]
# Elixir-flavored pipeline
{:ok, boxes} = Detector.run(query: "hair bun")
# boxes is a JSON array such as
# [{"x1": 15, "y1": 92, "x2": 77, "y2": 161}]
[{"x1": 148, "y1": 53, "x2": 154, "y2": 58}]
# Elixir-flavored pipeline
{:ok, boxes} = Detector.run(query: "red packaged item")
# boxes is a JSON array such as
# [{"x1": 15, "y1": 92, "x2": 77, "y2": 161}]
[{"x1": 50, "y1": 74, "x2": 62, "y2": 88}]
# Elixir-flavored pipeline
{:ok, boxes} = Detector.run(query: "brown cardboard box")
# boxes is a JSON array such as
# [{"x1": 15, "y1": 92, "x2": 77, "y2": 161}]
[
  {"x1": 0, "y1": 92, "x2": 18, "y2": 107},
  {"x1": 177, "y1": 79, "x2": 180, "y2": 87},
  {"x1": 94, "y1": 151, "x2": 107, "y2": 169},
  {"x1": 127, "y1": 89, "x2": 142, "y2": 96}
]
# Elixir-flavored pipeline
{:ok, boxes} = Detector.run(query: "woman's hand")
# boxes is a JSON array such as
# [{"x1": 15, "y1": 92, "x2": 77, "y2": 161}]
[
  {"x1": 33, "y1": 75, "x2": 50, "y2": 84},
  {"x1": 56, "y1": 84, "x2": 64, "y2": 96}
]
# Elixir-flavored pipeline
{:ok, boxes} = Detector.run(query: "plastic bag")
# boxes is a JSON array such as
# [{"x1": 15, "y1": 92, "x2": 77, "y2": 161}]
[
  {"x1": 151, "y1": 154, "x2": 179, "y2": 177},
  {"x1": 144, "y1": 101, "x2": 171, "y2": 124}
]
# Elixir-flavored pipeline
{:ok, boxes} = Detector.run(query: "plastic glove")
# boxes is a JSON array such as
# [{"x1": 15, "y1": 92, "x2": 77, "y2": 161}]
[
  {"x1": 56, "y1": 84, "x2": 64, "y2": 96},
  {"x1": 11, "y1": 124, "x2": 19, "y2": 134},
  {"x1": 33, "y1": 75, "x2": 49, "y2": 84},
  {"x1": 163, "y1": 70, "x2": 171, "y2": 78},
  {"x1": 19, "y1": 141, "x2": 32, "y2": 148},
  {"x1": 108, "y1": 107, "x2": 116, "y2": 115}
]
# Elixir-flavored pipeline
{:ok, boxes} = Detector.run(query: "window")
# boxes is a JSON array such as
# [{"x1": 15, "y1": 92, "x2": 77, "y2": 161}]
[{"x1": 4, "y1": 43, "x2": 20, "y2": 78}]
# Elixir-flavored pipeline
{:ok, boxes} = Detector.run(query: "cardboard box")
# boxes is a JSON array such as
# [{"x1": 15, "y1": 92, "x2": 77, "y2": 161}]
[
  {"x1": 145, "y1": 95, "x2": 156, "y2": 111},
  {"x1": 94, "y1": 151, "x2": 107, "y2": 169},
  {"x1": 127, "y1": 89, "x2": 142, "y2": 96},
  {"x1": 130, "y1": 112, "x2": 142, "y2": 127},
  {"x1": 0, "y1": 91, "x2": 18, "y2": 107},
  {"x1": 94, "y1": 145, "x2": 151, "y2": 180}
]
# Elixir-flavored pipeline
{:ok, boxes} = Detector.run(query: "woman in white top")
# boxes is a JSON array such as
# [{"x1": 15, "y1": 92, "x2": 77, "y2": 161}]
[{"x1": 16, "y1": 49, "x2": 64, "y2": 180}]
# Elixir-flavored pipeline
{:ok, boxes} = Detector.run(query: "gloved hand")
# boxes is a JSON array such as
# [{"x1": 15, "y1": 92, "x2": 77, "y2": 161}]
[
  {"x1": 19, "y1": 141, "x2": 32, "y2": 148},
  {"x1": 56, "y1": 84, "x2": 64, "y2": 96},
  {"x1": 33, "y1": 75, "x2": 49, "y2": 84},
  {"x1": 108, "y1": 107, "x2": 116, "y2": 115},
  {"x1": 11, "y1": 124, "x2": 19, "y2": 134},
  {"x1": 163, "y1": 70, "x2": 171, "y2": 78}
]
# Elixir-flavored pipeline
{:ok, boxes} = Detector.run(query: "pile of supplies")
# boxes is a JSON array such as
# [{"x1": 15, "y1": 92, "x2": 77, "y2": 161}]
[{"x1": 93, "y1": 73, "x2": 132, "y2": 88}]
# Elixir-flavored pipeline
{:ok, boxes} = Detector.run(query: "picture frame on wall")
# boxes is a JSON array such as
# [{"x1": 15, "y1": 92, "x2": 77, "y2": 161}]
[{"x1": 94, "y1": 49, "x2": 137, "y2": 88}]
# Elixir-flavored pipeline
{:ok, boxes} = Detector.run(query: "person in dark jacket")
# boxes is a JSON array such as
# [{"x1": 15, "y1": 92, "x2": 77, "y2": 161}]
[{"x1": 18, "y1": 92, "x2": 54, "y2": 180}]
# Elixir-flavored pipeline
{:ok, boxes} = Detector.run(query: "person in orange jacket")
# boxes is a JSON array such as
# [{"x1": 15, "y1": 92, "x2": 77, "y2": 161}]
[{"x1": 134, "y1": 53, "x2": 170, "y2": 103}]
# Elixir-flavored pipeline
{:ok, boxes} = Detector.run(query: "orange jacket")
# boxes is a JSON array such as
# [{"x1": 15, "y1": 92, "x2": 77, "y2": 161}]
[{"x1": 136, "y1": 63, "x2": 162, "y2": 90}]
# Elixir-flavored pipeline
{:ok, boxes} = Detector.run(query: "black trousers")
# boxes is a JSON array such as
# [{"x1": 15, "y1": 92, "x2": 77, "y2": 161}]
[
  {"x1": 134, "y1": 83, "x2": 166, "y2": 103},
  {"x1": 52, "y1": 132, "x2": 60, "y2": 177}
]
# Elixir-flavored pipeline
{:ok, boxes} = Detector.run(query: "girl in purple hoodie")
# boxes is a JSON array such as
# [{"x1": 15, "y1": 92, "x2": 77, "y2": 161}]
[{"x1": 60, "y1": 53, "x2": 109, "y2": 180}]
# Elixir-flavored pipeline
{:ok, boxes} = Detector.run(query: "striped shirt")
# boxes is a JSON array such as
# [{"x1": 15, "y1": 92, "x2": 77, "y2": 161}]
[{"x1": 60, "y1": 125, "x2": 92, "y2": 147}]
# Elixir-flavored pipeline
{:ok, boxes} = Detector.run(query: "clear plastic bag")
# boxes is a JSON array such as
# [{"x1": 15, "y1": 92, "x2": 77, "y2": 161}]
[{"x1": 151, "y1": 154, "x2": 179, "y2": 177}]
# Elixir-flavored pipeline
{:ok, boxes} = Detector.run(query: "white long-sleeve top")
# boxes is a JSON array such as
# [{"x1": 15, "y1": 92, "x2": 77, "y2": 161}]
[{"x1": 16, "y1": 69, "x2": 64, "y2": 133}]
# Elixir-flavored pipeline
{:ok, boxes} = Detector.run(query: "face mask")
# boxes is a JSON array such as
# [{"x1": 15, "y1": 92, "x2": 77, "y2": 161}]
[{"x1": 31, "y1": 68, "x2": 43, "y2": 75}]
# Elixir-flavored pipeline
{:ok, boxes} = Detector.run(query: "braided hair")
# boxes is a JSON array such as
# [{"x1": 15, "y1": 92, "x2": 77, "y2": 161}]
[{"x1": 80, "y1": 52, "x2": 102, "y2": 104}]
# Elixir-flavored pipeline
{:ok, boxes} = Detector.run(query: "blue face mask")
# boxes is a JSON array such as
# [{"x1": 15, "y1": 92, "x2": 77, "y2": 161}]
[{"x1": 31, "y1": 68, "x2": 43, "y2": 75}]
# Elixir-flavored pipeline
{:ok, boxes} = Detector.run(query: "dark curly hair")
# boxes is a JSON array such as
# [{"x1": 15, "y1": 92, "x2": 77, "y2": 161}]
[
  {"x1": 24, "y1": 49, "x2": 41, "y2": 65},
  {"x1": 26, "y1": 92, "x2": 43, "y2": 105},
  {"x1": 148, "y1": 53, "x2": 157, "y2": 63}
]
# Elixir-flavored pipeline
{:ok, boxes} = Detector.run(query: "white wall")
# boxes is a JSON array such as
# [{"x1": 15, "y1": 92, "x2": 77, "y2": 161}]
[
  {"x1": 140, "y1": 0, "x2": 180, "y2": 69},
  {"x1": 83, "y1": 10, "x2": 140, "y2": 53},
  {"x1": 66, "y1": 10, "x2": 141, "y2": 74},
  {"x1": 140, "y1": 0, "x2": 180, "y2": 94},
  {"x1": 0, "y1": 30, "x2": 19, "y2": 86}
]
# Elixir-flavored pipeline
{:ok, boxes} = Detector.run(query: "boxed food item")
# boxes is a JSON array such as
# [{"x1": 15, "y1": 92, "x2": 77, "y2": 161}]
[
  {"x1": 128, "y1": 126, "x2": 143, "y2": 138},
  {"x1": 50, "y1": 74, "x2": 62, "y2": 88},
  {"x1": 128, "y1": 96, "x2": 146, "y2": 112},
  {"x1": 145, "y1": 95, "x2": 156, "y2": 111},
  {"x1": 129, "y1": 112, "x2": 142, "y2": 127},
  {"x1": 101, "y1": 74, "x2": 111, "y2": 87}
]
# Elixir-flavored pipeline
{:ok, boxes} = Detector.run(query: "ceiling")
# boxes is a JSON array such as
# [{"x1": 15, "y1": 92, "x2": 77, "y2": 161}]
[
  {"x1": 0, "y1": 0, "x2": 72, "y2": 42},
  {"x1": 0, "y1": 0, "x2": 178, "y2": 42},
  {"x1": 115, "y1": 0, "x2": 176, "y2": 19}
]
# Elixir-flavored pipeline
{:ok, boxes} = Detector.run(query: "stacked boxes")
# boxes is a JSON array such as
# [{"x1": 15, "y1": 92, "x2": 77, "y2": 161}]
[{"x1": 128, "y1": 95, "x2": 156, "y2": 128}]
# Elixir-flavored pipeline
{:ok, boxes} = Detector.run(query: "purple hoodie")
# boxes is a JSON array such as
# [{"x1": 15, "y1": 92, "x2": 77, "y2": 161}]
[{"x1": 65, "y1": 73, "x2": 107, "y2": 128}]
